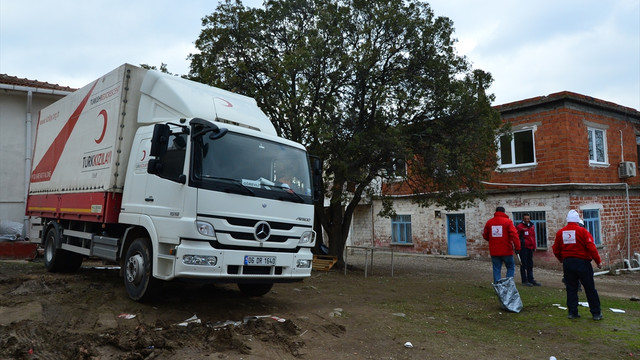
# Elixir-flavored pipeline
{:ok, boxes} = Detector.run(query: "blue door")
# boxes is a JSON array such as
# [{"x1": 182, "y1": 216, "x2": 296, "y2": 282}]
[{"x1": 447, "y1": 214, "x2": 467, "y2": 256}]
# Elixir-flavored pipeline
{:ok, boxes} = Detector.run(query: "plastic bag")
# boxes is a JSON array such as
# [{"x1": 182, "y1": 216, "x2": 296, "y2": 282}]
[
  {"x1": 492, "y1": 277, "x2": 523, "y2": 313},
  {"x1": 0, "y1": 220, "x2": 23, "y2": 241}
]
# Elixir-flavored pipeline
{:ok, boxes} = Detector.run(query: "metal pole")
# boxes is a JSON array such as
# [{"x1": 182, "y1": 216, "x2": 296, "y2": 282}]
[
  {"x1": 391, "y1": 248, "x2": 394, "y2": 277},
  {"x1": 364, "y1": 249, "x2": 369, "y2": 278}
]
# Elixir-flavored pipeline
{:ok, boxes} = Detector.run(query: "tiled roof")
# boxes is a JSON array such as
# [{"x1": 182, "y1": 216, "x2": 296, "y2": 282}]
[
  {"x1": 495, "y1": 91, "x2": 640, "y2": 117},
  {"x1": 0, "y1": 74, "x2": 75, "y2": 92}
]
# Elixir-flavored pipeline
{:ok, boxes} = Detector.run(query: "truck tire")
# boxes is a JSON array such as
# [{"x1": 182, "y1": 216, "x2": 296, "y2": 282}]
[
  {"x1": 43, "y1": 227, "x2": 65, "y2": 273},
  {"x1": 43, "y1": 228, "x2": 85, "y2": 273},
  {"x1": 63, "y1": 252, "x2": 84, "y2": 273},
  {"x1": 124, "y1": 238, "x2": 157, "y2": 301},
  {"x1": 237, "y1": 283, "x2": 273, "y2": 297}
]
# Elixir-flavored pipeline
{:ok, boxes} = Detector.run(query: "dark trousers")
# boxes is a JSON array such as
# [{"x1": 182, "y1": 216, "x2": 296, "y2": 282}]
[
  {"x1": 519, "y1": 247, "x2": 535, "y2": 283},
  {"x1": 563, "y1": 258, "x2": 601, "y2": 316}
]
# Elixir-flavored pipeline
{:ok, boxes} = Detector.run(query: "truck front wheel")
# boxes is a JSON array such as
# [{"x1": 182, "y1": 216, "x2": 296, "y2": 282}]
[
  {"x1": 124, "y1": 238, "x2": 157, "y2": 301},
  {"x1": 237, "y1": 283, "x2": 273, "y2": 297}
]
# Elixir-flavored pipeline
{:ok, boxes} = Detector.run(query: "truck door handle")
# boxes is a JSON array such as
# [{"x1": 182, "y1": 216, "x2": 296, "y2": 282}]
[{"x1": 145, "y1": 196, "x2": 154, "y2": 202}]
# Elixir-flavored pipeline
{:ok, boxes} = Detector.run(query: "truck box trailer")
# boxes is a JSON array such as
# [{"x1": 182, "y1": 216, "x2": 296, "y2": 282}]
[{"x1": 26, "y1": 64, "x2": 320, "y2": 300}]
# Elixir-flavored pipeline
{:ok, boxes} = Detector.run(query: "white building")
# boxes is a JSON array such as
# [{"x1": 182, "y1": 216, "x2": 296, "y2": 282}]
[{"x1": 0, "y1": 75, "x2": 73, "y2": 238}]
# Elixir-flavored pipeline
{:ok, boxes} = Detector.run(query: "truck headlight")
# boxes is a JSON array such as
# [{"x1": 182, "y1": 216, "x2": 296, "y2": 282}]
[
  {"x1": 196, "y1": 221, "x2": 215, "y2": 237},
  {"x1": 299, "y1": 230, "x2": 316, "y2": 245},
  {"x1": 296, "y1": 259, "x2": 311, "y2": 268}
]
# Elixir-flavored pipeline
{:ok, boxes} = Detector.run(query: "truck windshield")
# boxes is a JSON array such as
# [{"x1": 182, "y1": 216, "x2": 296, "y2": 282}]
[{"x1": 192, "y1": 131, "x2": 313, "y2": 203}]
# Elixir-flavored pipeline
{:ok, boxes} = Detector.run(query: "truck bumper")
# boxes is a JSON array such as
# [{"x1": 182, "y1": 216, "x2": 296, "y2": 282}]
[{"x1": 168, "y1": 240, "x2": 313, "y2": 281}]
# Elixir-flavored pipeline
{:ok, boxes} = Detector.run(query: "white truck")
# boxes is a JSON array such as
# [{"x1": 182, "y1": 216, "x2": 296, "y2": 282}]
[{"x1": 26, "y1": 64, "x2": 320, "y2": 301}]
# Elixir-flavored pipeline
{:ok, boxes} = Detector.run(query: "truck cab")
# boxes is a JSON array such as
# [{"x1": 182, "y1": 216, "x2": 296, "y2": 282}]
[{"x1": 120, "y1": 116, "x2": 317, "y2": 299}]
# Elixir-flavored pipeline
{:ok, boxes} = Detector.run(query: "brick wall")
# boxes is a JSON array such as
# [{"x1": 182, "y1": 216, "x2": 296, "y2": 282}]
[
  {"x1": 570, "y1": 194, "x2": 640, "y2": 268},
  {"x1": 351, "y1": 189, "x2": 640, "y2": 271}
]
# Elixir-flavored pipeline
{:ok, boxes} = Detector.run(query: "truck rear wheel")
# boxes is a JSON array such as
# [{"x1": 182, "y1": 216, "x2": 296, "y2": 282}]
[
  {"x1": 43, "y1": 228, "x2": 84, "y2": 273},
  {"x1": 237, "y1": 283, "x2": 273, "y2": 297},
  {"x1": 124, "y1": 238, "x2": 157, "y2": 301},
  {"x1": 43, "y1": 228, "x2": 65, "y2": 272},
  {"x1": 63, "y1": 252, "x2": 84, "y2": 272}
]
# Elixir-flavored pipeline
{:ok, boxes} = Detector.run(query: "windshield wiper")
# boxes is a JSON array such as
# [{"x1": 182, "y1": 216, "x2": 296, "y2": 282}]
[
  {"x1": 255, "y1": 177, "x2": 305, "y2": 203},
  {"x1": 204, "y1": 176, "x2": 255, "y2": 196},
  {"x1": 273, "y1": 184, "x2": 305, "y2": 203}
]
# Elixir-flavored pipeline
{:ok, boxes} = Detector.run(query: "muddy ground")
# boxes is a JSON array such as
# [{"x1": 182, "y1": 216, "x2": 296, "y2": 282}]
[{"x1": 1, "y1": 252, "x2": 639, "y2": 360}]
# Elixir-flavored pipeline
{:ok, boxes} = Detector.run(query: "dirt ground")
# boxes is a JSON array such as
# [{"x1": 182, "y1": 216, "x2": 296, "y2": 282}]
[{"x1": 1, "y1": 252, "x2": 639, "y2": 360}]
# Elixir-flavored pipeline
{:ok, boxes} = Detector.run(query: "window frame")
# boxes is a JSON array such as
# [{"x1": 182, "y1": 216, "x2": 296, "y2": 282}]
[
  {"x1": 157, "y1": 132, "x2": 187, "y2": 182},
  {"x1": 588, "y1": 127, "x2": 608, "y2": 165},
  {"x1": 636, "y1": 135, "x2": 640, "y2": 167},
  {"x1": 498, "y1": 128, "x2": 537, "y2": 168},
  {"x1": 582, "y1": 209, "x2": 602, "y2": 246},
  {"x1": 391, "y1": 214, "x2": 412, "y2": 244},
  {"x1": 512, "y1": 211, "x2": 548, "y2": 248}
]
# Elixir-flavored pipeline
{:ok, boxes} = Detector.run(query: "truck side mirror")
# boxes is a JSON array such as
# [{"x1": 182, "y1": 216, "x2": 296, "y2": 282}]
[
  {"x1": 147, "y1": 158, "x2": 163, "y2": 175},
  {"x1": 310, "y1": 155, "x2": 323, "y2": 202},
  {"x1": 150, "y1": 124, "x2": 170, "y2": 158}
]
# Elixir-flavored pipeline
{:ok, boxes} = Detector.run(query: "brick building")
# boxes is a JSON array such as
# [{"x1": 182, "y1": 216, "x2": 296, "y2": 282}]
[{"x1": 349, "y1": 91, "x2": 640, "y2": 270}]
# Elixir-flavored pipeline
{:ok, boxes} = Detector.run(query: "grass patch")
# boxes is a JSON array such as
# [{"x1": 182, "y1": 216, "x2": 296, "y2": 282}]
[{"x1": 369, "y1": 276, "x2": 640, "y2": 358}]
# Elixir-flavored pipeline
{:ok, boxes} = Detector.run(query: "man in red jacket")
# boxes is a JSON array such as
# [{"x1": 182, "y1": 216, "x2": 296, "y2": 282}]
[
  {"x1": 517, "y1": 214, "x2": 540, "y2": 286},
  {"x1": 483, "y1": 207, "x2": 521, "y2": 283},
  {"x1": 553, "y1": 209, "x2": 603, "y2": 320}
]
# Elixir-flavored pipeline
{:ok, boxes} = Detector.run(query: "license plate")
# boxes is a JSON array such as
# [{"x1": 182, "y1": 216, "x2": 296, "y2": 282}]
[{"x1": 244, "y1": 255, "x2": 276, "y2": 266}]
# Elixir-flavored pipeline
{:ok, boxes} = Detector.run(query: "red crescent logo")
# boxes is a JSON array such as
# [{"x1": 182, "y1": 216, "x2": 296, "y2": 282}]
[
  {"x1": 141, "y1": 150, "x2": 146, "y2": 161},
  {"x1": 95, "y1": 109, "x2": 108, "y2": 144},
  {"x1": 216, "y1": 97, "x2": 233, "y2": 107}
]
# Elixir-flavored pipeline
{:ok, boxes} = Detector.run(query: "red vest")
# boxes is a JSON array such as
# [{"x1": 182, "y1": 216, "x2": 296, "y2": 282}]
[
  {"x1": 483, "y1": 212, "x2": 521, "y2": 256},
  {"x1": 516, "y1": 221, "x2": 536, "y2": 250},
  {"x1": 552, "y1": 223, "x2": 602, "y2": 264}
]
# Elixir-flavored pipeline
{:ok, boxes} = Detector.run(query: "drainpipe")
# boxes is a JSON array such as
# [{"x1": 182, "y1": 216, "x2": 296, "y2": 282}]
[
  {"x1": 619, "y1": 130, "x2": 632, "y2": 263},
  {"x1": 23, "y1": 91, "x2": 33, "y2": 239},
  {"x1": 625, "y1": 183, "x2": 631, "y2": 263},
  {"x1": 614, "y1": 253, "x2": 640, "y2": 274}
]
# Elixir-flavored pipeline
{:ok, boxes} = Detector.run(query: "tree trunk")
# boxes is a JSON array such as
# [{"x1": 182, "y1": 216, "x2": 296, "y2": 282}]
[
  {"x1": 316, "y1": 179, "x2": 369, "y2": 268},
  {"x1": 326, "y1": 202, "x2": 348, "y2": 266},
  {"x1": 312, "y1": 204, "x2": 324, "y2": 255}
]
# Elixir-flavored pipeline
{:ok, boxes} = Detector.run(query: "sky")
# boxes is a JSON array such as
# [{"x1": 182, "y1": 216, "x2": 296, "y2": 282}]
[{"x1": 1, "y1": 0, "x2": 638, "y2": 110}]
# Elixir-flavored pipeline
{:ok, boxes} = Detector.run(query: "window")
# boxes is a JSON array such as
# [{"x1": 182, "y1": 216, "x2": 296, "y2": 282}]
[
  {"x1": 391, "y1": 158, "x2": 406, "y2": 177},
  {"x1": 192, "y1": 131, "x2": 313, "y2": 202},
  {"x1": 636, "y1": 135, "x2": 640, "y2": 167},
  {"x1": 498, "y1": 129, "x2": 535, "y2": 167},
  {"x1": 391, "y1": 215, "x2": 412, "y2": 244},
  {"x1": 447, "y1": 214, "x2": 465, "y2": 235},
  {"x1": 588, "y1": 128, "x2": 607, "y2": 164},
  {"x1": 385, "y1": 158, "x2": 406, "y2": 178},
  {"x1": 582, "y1": 209, "x2": 601, "y2": 245},
  {"x1": 158, "y1": 133, "x2": 187, "y2": 181},
  {"x1": 512, "y1": 211, "x2": 548, "y2": 248}
]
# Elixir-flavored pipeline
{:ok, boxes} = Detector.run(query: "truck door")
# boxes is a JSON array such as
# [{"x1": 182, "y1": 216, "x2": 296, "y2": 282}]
[{"x1": 143, "y1": 132, "x2": 189, "y2": 234}]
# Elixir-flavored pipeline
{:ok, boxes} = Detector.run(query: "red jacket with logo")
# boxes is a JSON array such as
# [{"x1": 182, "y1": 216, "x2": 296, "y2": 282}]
[
  {"x1": 482, "y1": 212, "x2": 520, "y2": 256},
  {"x1": 516, "y1": 221, "x2": 537, "y2": 250},
  {"x1": 552, "y1": 223, "x2": 602, "y2": 265}
]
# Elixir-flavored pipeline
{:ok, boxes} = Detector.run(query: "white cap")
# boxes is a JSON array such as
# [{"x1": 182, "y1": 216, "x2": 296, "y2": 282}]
[{"x1": 567, "y1": 210, "x2": 581, "y2": 223}]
